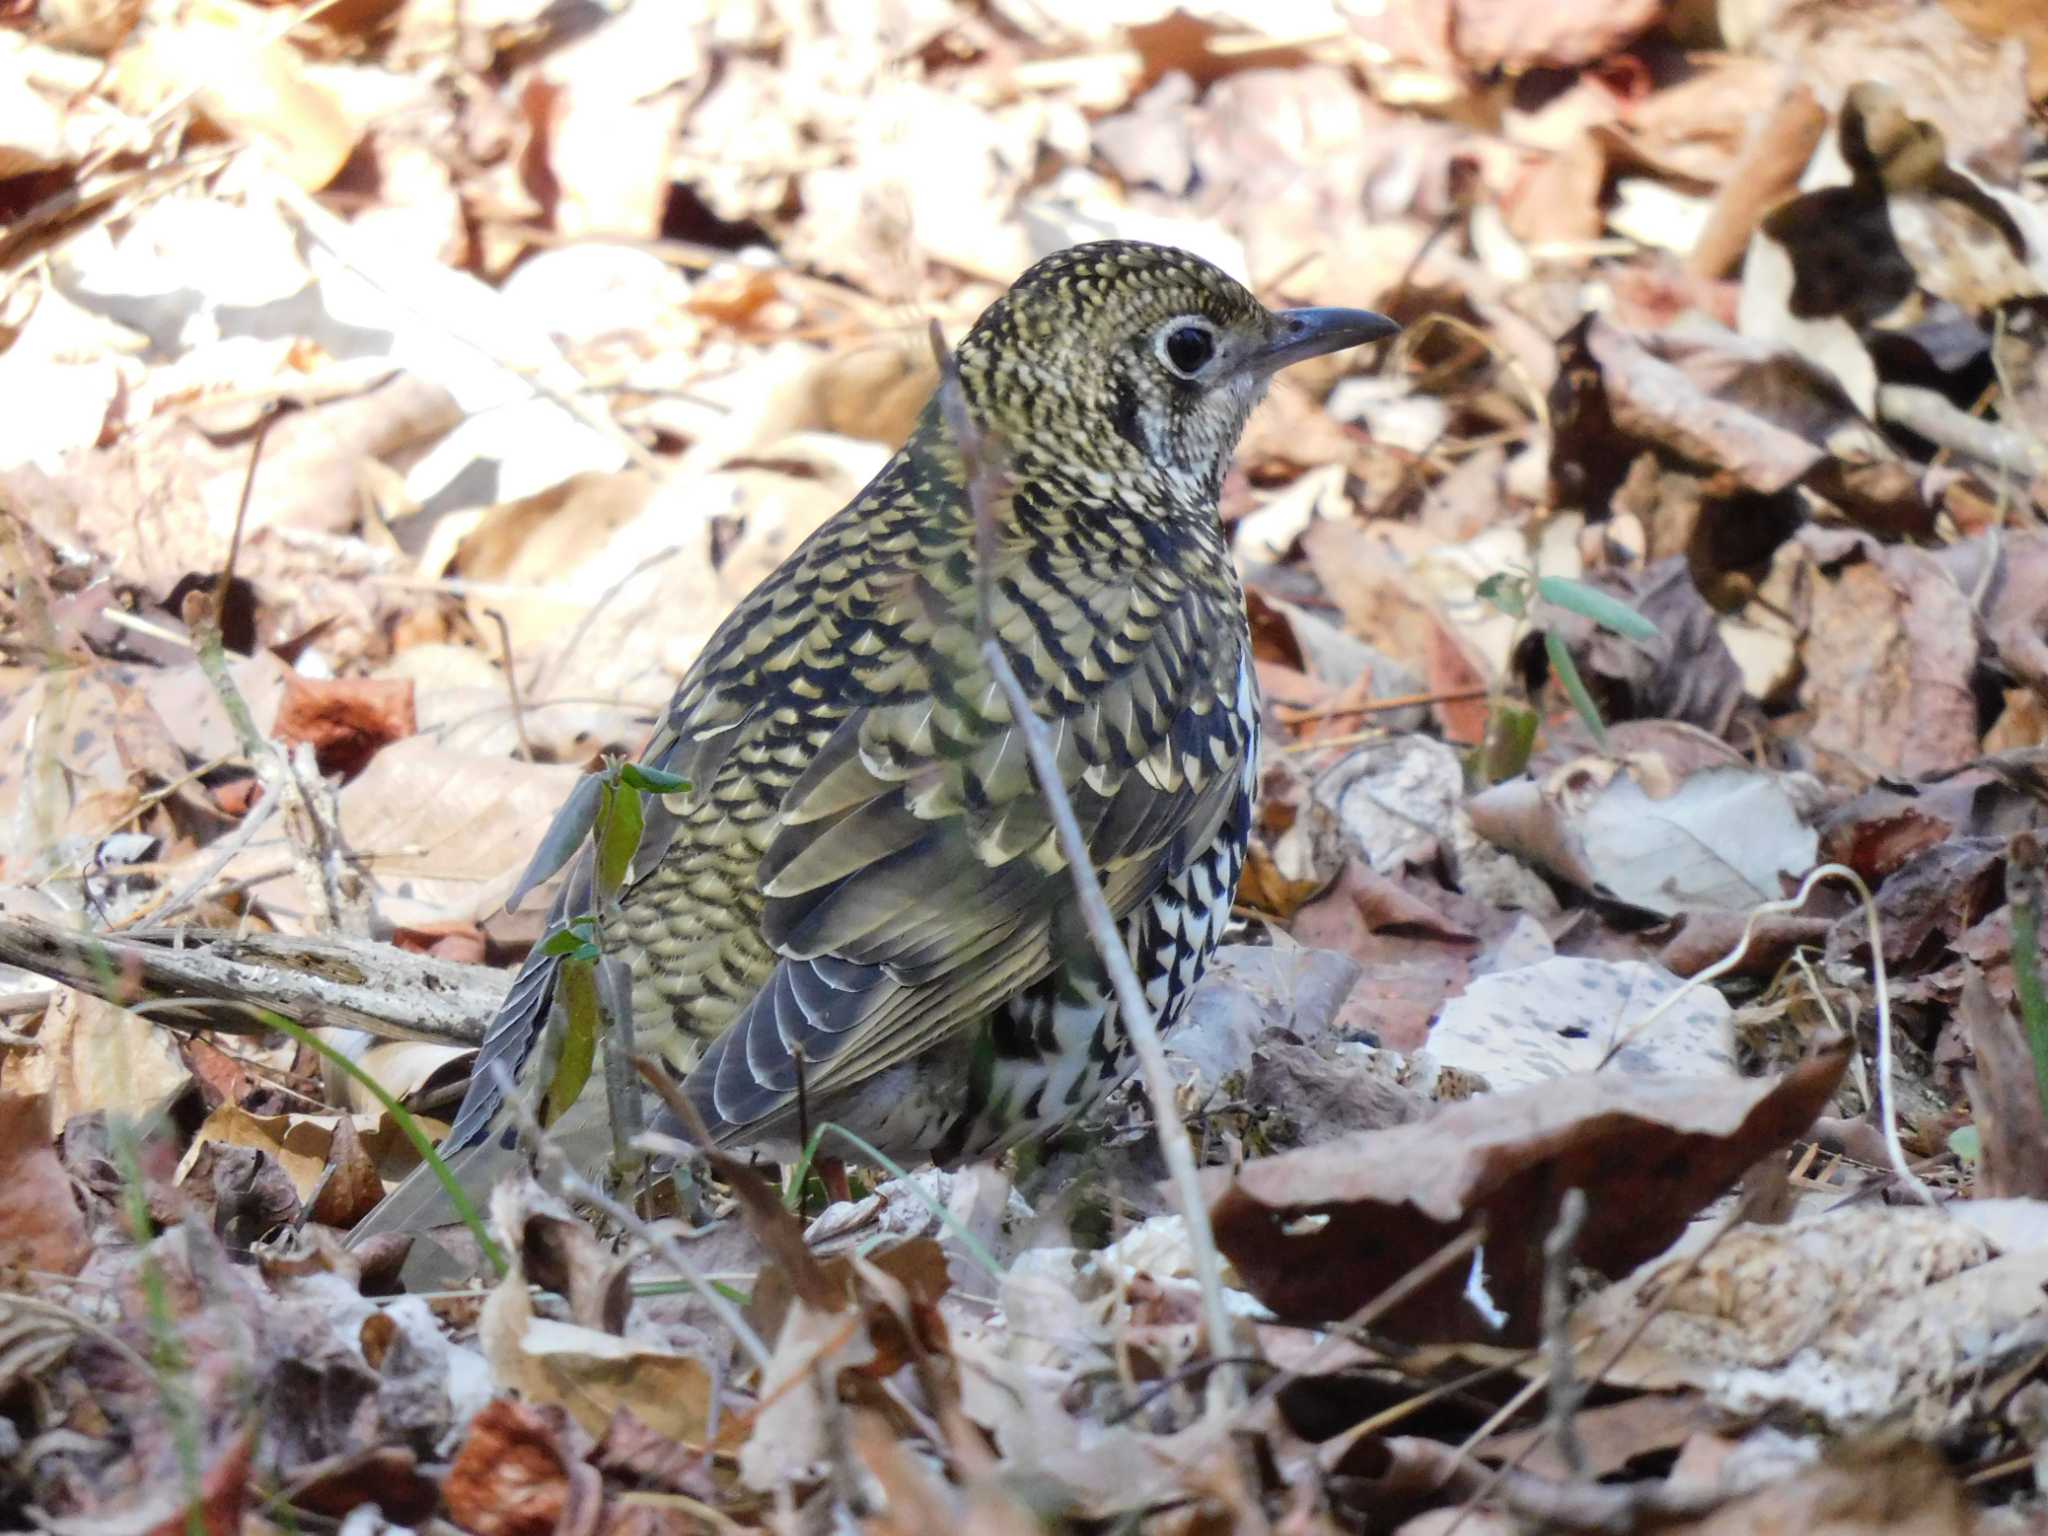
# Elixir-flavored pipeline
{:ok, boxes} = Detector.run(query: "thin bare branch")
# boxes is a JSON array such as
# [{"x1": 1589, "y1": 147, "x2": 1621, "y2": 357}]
[{"x1": 926, "y1": 321, "x2": 1240, "y2": 1406}]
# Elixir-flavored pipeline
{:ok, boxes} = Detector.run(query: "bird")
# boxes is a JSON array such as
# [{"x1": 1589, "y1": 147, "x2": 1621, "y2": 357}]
[{"x1": 351, "y1": 240, "x2": 1397, "y2": 1241}]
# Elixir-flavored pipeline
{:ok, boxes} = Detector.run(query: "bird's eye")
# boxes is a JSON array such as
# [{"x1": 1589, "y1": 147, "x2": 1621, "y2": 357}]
[{"x1": 1160, "y1": 323, "x2": 1217, "y2": 378}]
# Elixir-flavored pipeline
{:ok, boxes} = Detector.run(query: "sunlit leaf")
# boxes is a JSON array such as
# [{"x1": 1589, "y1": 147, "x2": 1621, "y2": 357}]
[
  {"x1": 620, "y1": 762, "x2": 691, "y2": 794},
  {"x1": 546, "y1": 957, "x2": 600, "y2": 1127},
  {"x1": 1475, "y1": 571, "x2": 1528, "y2": 619},
  {"x1": 1479, "y1": 699, "x2": 1538, "y2": 783},
  {"x1": 1536, "y1": 575, "x2": 1659, "y2": 641},
  {"x1": 596, "y1": 776, "x2": 644, "y2": 900}
]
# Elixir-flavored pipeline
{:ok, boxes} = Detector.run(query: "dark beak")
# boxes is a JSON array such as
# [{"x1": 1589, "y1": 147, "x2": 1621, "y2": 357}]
[{"x1": 1253, "y1": 306, "x2": 1400, "y2": 375}]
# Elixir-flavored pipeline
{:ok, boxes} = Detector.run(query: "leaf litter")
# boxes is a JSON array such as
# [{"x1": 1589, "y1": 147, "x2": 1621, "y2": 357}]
[{"x1": 2, "y1": 0, "x2": 2048, "y2": 1531}]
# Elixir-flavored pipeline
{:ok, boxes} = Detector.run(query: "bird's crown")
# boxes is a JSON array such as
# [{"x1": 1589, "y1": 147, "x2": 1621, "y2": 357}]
[{"x1": 950, "y1": 240, "x2": 1280, "y2": 507}]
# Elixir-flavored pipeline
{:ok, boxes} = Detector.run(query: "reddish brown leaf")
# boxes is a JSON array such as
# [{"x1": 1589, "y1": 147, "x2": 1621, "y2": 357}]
[
  {"x1": 445, "y1": 1400, "x2": 594, "y2": 1536},
  {"x1": 143, "y1": 1425, "x2": 255, "y2": 1536},
  {"x1": 274, "y1": 674, "x2": 417, "y2": 779},
  {"x1": 0, "y1": 1092, "x2": 89, "y2": 1275},
  {"x1": 286, "y1": 1445, "x2": 437, "y2": 1523},
  {"x1": 307, "y1": 1109, "x2": 386, "y2": 1229}
]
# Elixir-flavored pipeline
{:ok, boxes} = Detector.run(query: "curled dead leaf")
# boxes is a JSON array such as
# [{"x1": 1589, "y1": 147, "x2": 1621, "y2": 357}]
[{"x1": 1205, "y1": 1044, "x2": 1849, "y2": 1341}]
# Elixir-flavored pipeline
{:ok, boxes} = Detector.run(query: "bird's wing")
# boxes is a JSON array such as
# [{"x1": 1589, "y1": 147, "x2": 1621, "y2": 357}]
[{"x1": 666, "y1": 562, "x2": 1253, "y2": 1141}]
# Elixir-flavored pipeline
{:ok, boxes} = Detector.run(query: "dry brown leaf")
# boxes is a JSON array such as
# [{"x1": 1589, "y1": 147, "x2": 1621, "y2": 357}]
[
  {"x1": 478, "y1": 1184, "x2": 713, "y2": 1445},
  {"x1": 306, "y1": 1107, "x2": 385, "y2": 1228},
  {"x1": 1668, "y1": 1439, "x2": 1976, "y2": 1535},
  {"x1": 1467, "y1": 728, "x2": 1818, "y2": 917},
  {"x1": 114, "y1": 0, "x2": 357, "y2": 189},
  {"x1": 443, "y1": 1399, "x2": 597, "y2": 1536},
  {"x1": 219, "y1": 737, "x2": 583, "y2": 932},
  {"x1": 516, "y1": 1, "x2": 699, "y2": 239},
  {"x1": 1476, "y1": 1393, "x2": 1708, "y2": 1481},
  {"x1": 1205, "y1": 1044, "x2": 1849, "y2": 1340},
  {"x1": 1585, "y1": 1201, "x2": 2048, "y2": 1433},
  {"x1": 1800, "y1": 540, "x2": 1979, "y2": 784},
  {"x1": 274, "y1": 673, "x2": 416, "y2": 779},
  {"x1": 0, "y1": 1092, "x2": 89, "y2": 1274},
  {"x1": 177, "y1": 1105, "x2": 376, "y2": 1203},
  {"x1": 1450, "y1": 0, "x2": 1669, "y2": 72},
  {"x1": 12, "y1": 988, "x2": 189, "y2": 1127}
]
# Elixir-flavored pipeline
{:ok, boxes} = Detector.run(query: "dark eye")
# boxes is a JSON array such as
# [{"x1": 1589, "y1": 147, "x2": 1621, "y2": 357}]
[{"x1": 1162, "y1": 324, "x2": 1216, "y2": 376}]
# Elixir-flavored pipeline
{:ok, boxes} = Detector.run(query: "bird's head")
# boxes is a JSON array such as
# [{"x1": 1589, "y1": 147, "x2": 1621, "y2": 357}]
[{"x1": 952, "y1": 240, "x2": 1398, "y2": 506}]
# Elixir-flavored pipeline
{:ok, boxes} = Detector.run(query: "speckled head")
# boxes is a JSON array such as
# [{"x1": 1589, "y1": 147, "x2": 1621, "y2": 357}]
[{"x1": 953, "y1": 240, "x2": 1398, "y2": 505}]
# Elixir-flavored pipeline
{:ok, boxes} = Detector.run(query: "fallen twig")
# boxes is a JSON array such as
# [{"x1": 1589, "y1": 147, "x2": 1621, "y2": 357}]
[
  {"x1": 1540, "y1": 1188, "x2": 1590, "y2": 1479},
  {"x1": 0, "y1": 916, "x2": 496, "y2": 1047}
]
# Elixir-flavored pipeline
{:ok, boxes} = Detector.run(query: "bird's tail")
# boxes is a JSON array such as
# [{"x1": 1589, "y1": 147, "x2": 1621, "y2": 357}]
[
  {"x1": 345, "y1": 945, "x2": 562, "y2": 1247},
  {"x1": 344, "y1": 1136, "x2": 522, "y2": 1246}
]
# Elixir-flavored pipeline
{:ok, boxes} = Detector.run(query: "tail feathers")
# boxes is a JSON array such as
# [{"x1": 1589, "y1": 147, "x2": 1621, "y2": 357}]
[
  {"x1": 345, "y1": 945, "x2": 560, "y2": 1247},
  {"x1": 345, "y1": 1138, "x2": 518, "y2": 1247},
  {"x1": 346, "y1": 1086, "x2": 621, "y2": 1250},
  {"x1": 443, "y1": 950, "x2": 560, "y2": 1150}
]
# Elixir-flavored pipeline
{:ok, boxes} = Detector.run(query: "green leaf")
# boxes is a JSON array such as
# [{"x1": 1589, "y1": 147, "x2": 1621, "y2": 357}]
[
  {"x1": 506, "y1": 771, "x2": 605, "y2": 913},
  {"x1": 1479, "y1": 699, "x2": 1539, "y2": 783},
  {"x1": 596, "y1": 777, "x2": 645, "y2": 900},
  {"x1": 536, "y1": 917, "x2": 601, "y2": 960},
  {"x1": 1475, "y1": 571, "x2": 1527, "y2": 618},
  {"x1": 620, "y1": 762, "x2": 691, "y2": 794},
  {"x1": 1948, "y1": 1124, "x2": 1981, "y2": 1164},
  {"x1": 546, "y1": 957, "x2": 600, "y2": 1127},
  {"x1": 1535, "y1": 576, "x2": 1659, "y2": 641},
  {"x1": 1545, "y1": 630, "x2": 1609, "y2": 751},
  {"x1": 2007, "y1": 855, "x2": 2048, "y2": 1121}
]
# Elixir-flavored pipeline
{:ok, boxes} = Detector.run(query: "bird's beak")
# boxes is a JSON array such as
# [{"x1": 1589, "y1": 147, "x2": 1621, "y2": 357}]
[{"x1": 1252, "y1": 306, "x2": 1401, "y2": 375}]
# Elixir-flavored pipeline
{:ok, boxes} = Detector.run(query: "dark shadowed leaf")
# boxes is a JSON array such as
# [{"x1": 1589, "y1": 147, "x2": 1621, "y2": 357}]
[{"x1": 1204, "y1": 1043, "x2": 1848, "y2": 1342}]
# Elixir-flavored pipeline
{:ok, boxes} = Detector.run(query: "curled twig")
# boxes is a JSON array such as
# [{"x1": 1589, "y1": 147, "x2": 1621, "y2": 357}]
[{"x1": 1596, "y1": 862, "x2": 1934, "y2": 1206}]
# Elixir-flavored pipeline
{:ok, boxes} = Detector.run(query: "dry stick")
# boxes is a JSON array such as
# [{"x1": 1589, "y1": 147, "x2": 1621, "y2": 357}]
[
  {"x1": 1276, "y1": 684, "x2": 1491, "y2": 725},
  {"x1": 927, "y1": 321, "x2": 1239, "y2": 1404},
  {"x1": 133, "y1": 792, "x2": 283, "y2": 930},
  {"x1": 1538, "y1": 1189, "x2": 1589, "y2": 1479},
  {"x1": 1878, "y1": 383, "x2": 2048, "y2": 481},
  {"x1": 482, "y1": 609, "x2": 538, "y2": 762}
]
